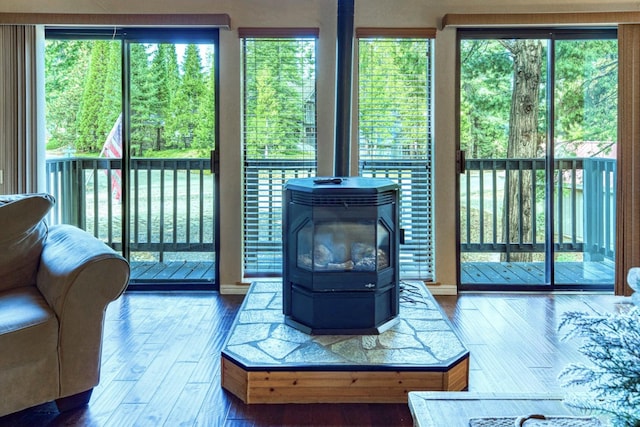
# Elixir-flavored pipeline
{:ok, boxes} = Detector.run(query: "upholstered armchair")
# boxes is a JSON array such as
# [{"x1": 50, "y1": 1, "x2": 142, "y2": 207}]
[{"x1": 0, "y1": 193, "x2": 129, "y2": 416}]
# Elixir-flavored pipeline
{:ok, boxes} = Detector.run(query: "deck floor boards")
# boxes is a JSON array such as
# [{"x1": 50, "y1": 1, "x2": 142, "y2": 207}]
[
  {"x1": 130, "y1": 260, "x2": 614, "y2": 288},
  {"x1": 461, "y1": 260, "x2": 614, "y2": 286},
  {"x1": 130, "y1": 261, "x2": 215, "y2": 282}
]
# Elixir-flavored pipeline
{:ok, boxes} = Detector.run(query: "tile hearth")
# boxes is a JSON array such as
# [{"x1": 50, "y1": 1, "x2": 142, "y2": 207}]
[{"x1": 221, "y1": 281, "x2": 469, "y2": 404}]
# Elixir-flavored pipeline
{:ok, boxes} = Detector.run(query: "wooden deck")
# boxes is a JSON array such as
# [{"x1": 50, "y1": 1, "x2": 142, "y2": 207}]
[
  {"x1": 130, "y1": 261, "x2": 215, "y2": 282},
  {"x1": 461, "y1": 260, "x2": 615, "y2": 287}
]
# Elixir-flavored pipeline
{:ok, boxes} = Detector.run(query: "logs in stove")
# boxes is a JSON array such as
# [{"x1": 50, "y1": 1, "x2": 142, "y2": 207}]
[{"x1": 282, "y1": 176, "x2": 400, "y2": 334}]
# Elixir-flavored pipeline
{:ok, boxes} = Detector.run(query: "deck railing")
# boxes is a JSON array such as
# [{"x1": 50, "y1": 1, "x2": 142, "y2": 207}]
[
  {"x1": 45, "y1": 156, "x2": 616, "y2": 271},
  {"x1": 45, "y1": 157, "x2": 215, "y2": 261},
  {"x1": 461, "y1": 157, "x2": 616, "y2": 261}
]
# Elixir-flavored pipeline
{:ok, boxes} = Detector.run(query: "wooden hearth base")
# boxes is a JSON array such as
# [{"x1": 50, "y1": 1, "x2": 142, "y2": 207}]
[
  {"x1": 220, "y1": 281, "x2": 469, "y2": 404},
  {"x1": 222, "y1": 355, "x2": 469, "y2": 404}
]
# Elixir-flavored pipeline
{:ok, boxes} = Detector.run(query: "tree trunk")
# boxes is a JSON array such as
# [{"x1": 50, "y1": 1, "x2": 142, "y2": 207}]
[{"x1": 502, "y1": 40, "x2": 543, "y2": 262}]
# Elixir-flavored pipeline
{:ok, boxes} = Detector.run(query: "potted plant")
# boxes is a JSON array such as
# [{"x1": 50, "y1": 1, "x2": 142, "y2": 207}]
[{"x1": 558, "y1": 293, "x2": 640, "y2": 426}]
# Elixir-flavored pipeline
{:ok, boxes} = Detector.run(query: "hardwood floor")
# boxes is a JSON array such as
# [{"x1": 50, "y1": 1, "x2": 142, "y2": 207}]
[{"x1": 0, "y1": 290, "x2": 629, "y2": 426}]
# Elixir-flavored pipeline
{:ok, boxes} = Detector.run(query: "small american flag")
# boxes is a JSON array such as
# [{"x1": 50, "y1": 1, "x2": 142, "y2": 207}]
[{"x1": 99, "y1": 114, "x2": 123, "y2": 200}]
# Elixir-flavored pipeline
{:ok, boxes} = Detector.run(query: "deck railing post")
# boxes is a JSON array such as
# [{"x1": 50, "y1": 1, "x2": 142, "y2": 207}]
[
  {"x1": 583, "y1": 158, "x2": 604, "y2": 262},
  {"x1": 74, "y1": 158, "x2": 86, "y2": 228}
]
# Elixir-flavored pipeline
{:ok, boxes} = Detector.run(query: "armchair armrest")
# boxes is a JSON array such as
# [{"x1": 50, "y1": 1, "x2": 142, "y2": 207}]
[{"x1": 36, "y1": 224, "x2": 129, "y2": 397}]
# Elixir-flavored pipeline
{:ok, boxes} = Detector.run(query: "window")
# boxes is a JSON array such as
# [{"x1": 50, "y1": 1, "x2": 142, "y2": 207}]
[
  {"x1": 357, "y1": 33, "x2": 435, "y2": 280},
  {"x1": 241, "y1": 30, "x2": 318, "y2": 276}
]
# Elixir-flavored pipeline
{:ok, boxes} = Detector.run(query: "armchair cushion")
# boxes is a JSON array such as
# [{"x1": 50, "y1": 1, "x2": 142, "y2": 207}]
[
  {"x1": 0, "y1": 286, "x2": 57, "y2": 366},
  {"x1": 0, "y1": 193, "x2": 55, "y2": 292},
  {"x1": 0, "y1": 286, "x2": 59, "y2": 415}
]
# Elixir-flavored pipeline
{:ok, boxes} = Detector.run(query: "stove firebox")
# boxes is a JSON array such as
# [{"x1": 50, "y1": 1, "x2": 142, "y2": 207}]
[{"x1": 283, "y1": 177, "x2": 400, "y2": 334}]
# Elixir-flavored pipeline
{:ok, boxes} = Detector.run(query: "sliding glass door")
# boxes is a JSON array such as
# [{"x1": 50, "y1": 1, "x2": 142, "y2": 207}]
[
  {"x1": 552, "y1": 36, "x2": 617, "y2": 287},
  {"x1": 45, "y1": 28, "x2": 219, "y2": 289},
  {"x1": 459, "y1": 35, "x2": 549, "y2": 288},
  {"x1": 125, "y1": 30, "x2": 219, "y2": 288},
  {"x1": 458, "y1": 29, "x2": 616, "y2": 291}
]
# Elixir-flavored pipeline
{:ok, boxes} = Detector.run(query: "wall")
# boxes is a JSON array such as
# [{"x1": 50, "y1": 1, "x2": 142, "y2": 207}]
[{"x1": 1, "y1": 0, "x2": 638, "y2": 291}]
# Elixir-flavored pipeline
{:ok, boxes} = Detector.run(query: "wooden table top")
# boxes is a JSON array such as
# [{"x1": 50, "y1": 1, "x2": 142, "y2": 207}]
[{"x1": 408, "y1": 392, "x2": 604, "y2": 427}]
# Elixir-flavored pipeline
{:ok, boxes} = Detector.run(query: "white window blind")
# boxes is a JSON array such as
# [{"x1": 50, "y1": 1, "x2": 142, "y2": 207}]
[
  {"x1": 242, "y1": 34, "x2": 317, "y2": 276},
  {"x1": 358, "y1": 36, "x2": 434, "y2": 280}
]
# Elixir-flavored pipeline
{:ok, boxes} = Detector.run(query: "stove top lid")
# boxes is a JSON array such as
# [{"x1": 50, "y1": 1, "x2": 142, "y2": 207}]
[{"x1": 285, "y1": 176, "x2": 398, "y2": 193}]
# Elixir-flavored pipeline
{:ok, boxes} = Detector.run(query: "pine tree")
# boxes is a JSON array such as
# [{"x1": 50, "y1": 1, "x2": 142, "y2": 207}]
[
  {"x1": 166, "y1": 44, "x2": 205, "y2": 149},
  {"x1": 194, "y1": 47, "x2": 216, "y2": 153},
  {"x1": 554, "y1": 39, "x2": 618, "y2": 157},
  {"x1": 45, "y1": 39, "x2": 92, "y2": 150},
  {"x1": 359, "y1": 40, "x2": 399, "y2": 159},
  {"x1": 559, "y1": 306, "x2": 640, "y2": 426},
  {"x1": 149, "y1": 44, "x2": 181, "y2": 151},
  {"x1": 459, "y1": 39, "x2": 513, "y2": 159},
  {"x1": 76, "y1": 41, "x2": 111, "y2": 152},
  {"x1": 501, "y1": 39, "x2": 544, "y2": 263},
  {"x1": 359, "y1": 39, "x2": 430, "y2": 160},
  {"x1": 97, "y1": 42, "x2": 122, "y2": 145},
  {"x1": 244, "y1": 39, "x2": 314, "y2": 159},
  {"x1": 130, "y1": 43, "x2": 155, "y2": 152}
]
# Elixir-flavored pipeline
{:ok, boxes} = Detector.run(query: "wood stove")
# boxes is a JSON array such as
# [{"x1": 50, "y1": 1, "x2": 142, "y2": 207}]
[{"x1": 282, "y1": 176, "x2": 400, "y2": 334}]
